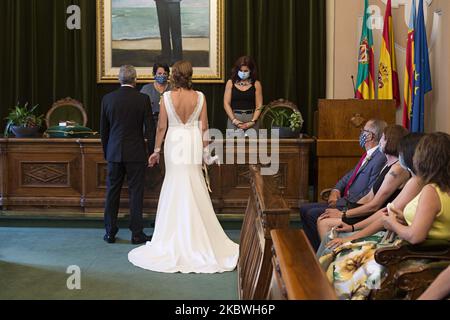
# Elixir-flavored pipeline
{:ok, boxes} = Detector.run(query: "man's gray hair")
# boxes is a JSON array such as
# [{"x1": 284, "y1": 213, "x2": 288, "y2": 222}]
[
  {"x1": 119, "y1": 65, "x2": 137, "y2": 85},
  {"x1": 366, "y1": 119, "x2": 387, "y2": 143}
]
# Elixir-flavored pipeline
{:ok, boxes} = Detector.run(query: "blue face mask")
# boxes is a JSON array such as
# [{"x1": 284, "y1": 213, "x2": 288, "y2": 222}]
[
  {"x1": 155, "y1": 75, "x2": 168, "y2": 85},
  {"x1": 359, "y1": 133, "x2": 367, "y2": 149},
  {"x1": 238, "y1": 71, "x2": 250, "y2": 80}
]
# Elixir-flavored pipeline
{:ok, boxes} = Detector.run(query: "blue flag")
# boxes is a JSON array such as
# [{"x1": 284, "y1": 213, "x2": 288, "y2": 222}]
[{"x1": 411, "y1": 0, "x2": 432, "y2": 133}]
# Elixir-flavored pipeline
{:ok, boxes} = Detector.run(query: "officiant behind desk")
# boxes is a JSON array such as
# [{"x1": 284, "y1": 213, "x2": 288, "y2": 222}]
[{"x1": 141, "y1": 63, "x2": 171, "y2": 125}]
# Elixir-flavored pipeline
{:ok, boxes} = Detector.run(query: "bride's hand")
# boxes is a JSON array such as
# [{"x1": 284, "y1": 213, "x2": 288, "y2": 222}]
[
  {"x1": 203, "y1": 147, "x2": 220, "y2": 166},
  {"x1": 148, "y1": 153, "x2": 160, "y2": 168},
  {"x1": 203, "y1": 153, "x2": 220, "y2": 166}
]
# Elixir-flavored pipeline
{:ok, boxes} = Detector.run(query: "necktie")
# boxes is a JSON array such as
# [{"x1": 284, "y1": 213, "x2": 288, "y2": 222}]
[{"x1": 344, "y1": 152, "x2": 367, "y2": 197}]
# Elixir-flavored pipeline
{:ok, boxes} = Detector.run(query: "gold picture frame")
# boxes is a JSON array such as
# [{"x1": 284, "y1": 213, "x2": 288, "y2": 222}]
[{"x1": 97, "y1": 0, "x2": 225, "y2": 84}]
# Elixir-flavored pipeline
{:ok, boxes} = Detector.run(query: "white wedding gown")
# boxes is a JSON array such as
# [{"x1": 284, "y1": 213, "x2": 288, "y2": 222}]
[{"x1": 128, "y1": 91, "x2": 239, "y2": 274}]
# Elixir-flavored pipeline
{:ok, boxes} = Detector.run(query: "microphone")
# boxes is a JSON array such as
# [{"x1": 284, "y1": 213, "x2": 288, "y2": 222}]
[{"x1": 351, "y1": 75, "x2": 357, "y2": 99}]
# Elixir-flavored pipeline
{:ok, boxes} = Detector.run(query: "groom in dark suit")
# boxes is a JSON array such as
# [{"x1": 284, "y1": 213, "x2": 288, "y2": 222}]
[{"x1": 100, "y1": 65, "x2": 156, "y2": 245}]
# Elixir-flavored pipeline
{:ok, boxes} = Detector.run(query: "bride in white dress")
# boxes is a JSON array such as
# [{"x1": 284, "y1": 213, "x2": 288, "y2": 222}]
[{"x1": 128, "y1": 61, "x2": 239, "y2": 274}]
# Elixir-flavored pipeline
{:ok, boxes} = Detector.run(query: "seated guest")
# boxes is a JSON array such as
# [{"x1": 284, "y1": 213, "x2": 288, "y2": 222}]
[
  {"x1": 141, "y1": 63, "x2": 171, "y2": 125},
  {"x1": 300, "y1": 119, "x2": 387, "y2": 250},
  {"x1": 317, "y1": 125, "x2": 410, "y2": 240},
  {"x1": 320, "y1": 132, "x2": 450, "y2": 300},
  {"x1": 319, "y1": 133, "x2": 425, "y2": 253},
  {"x1": 419, "y1": 266, "x2": 450, "y2": 300}
]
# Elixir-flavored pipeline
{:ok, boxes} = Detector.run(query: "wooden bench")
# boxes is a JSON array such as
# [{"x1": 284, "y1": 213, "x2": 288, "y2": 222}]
[
  {"x1": 269, "y1": 229, "x2": 337, "y2": 300},
  {"x1": 238, "y1": 165, "x2": 291, "y2": 300}
]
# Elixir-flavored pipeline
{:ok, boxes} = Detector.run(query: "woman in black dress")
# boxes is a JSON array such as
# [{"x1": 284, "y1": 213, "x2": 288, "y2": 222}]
[{"x1": 224, "y1": 56, "x2": 263, "y2": 136}]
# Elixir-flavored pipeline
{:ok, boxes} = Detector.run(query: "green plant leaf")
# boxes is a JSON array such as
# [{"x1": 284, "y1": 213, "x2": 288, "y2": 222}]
[
  {"x1": 4, "y1": 102, "x2": 44, "y2": 129},
  {"x1": 4, "y1": 120, "x2": 13, "y2": 137}
]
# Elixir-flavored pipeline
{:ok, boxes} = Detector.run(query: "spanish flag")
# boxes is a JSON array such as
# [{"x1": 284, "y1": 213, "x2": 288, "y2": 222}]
[
  {"x1": 378, "y1": 0, "x2": 400, "y2": 106},
  {"x1": 356, "y1": 0, "x2": 375, "y2": 100},
  {"x1": 403, "y1": 0, "x2": 416, "y2": 129}
]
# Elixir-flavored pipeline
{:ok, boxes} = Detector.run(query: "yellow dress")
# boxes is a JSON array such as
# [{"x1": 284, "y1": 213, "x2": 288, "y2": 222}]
[{"x1": 404, "y1": 184, "x2": 450, "y2": 240}]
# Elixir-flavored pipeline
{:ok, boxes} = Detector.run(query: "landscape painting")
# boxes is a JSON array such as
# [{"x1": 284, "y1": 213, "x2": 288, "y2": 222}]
[{"x1": 97, "y1": 0, "x2": 225, "y2": 83}]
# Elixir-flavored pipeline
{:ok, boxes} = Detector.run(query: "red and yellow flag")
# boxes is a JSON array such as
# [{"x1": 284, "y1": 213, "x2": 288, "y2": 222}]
[
  {"x1": 378, "y1": 0, "x2": 400, "y2": 106},
  {"x1": 403, "y1": 0, "x2": 416, "y2": 128}
]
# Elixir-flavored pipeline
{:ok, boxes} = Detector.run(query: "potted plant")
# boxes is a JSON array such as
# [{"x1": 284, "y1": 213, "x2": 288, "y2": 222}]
[
  {"x1": 265, "y1": 107, "x2": 304, "y2": 138},
  {"x1": 4, "y1": 103, "x2": 44, "y2": 138}
]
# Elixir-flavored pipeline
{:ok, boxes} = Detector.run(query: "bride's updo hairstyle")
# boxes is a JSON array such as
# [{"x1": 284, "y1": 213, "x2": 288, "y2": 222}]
[{"x1": 171, "y1": 60, "x2": 194, "y2": 90}]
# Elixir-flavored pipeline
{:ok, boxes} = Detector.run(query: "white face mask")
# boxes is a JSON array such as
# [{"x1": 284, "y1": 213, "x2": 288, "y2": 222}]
[{"x1": 238, "y1": 71, "x2": 250, "y2": 80}]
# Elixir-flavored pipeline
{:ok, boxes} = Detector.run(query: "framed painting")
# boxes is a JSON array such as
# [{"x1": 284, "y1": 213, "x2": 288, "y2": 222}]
[{"x1": 97, "y1": 0, "x2": 225, "y2": 83}]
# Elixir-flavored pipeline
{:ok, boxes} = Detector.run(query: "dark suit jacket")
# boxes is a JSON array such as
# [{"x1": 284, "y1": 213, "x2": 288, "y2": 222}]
[
  {"x1": 100, "y1": 86, "x2": 156, "y2": 163},
  {"x1": 334, "y1": 148, "x2": 387, "y2": 204}
]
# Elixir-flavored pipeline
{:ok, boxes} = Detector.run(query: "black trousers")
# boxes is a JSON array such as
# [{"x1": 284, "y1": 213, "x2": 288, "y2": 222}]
[
  {"x1": 104, "y1": 162, "x2": 146, "y2": 236},
  {"x1": 155, "y1": 1, "x2": 183, "y2": 63},
  {"x1": 299, "y1": 201, "x2": 347, "y2": 251}
]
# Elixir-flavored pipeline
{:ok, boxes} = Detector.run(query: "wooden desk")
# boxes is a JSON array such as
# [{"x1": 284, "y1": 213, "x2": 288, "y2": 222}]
[{"x1": 0, "y1": 138, "x2": 314, "y2": 218}]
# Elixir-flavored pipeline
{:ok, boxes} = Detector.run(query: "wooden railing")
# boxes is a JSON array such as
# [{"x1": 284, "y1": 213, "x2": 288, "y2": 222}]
[
  {"x1": 269, "y1": 229, "x2": 337, "y2": 300},
  {"x1": 238, "y1": 165, "x2": 291, "y2": 300}
]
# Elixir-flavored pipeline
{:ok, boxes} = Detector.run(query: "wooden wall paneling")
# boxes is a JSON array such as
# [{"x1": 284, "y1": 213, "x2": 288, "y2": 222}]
[
  {"x1": 316, "y1": 100, "x2": 396, "y2": 200},
  {"x1": 0, "y1": 141, "x2": 7, "y2": 209}
]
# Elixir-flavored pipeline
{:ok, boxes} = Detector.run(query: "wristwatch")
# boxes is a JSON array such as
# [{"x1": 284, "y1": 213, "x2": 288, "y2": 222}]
[
  {"x1": 154, "y1": 148, "x2": 161, "y2": 154},
  {"x1": 342, "y1": 208, "x2": 348, "y2": 220}
]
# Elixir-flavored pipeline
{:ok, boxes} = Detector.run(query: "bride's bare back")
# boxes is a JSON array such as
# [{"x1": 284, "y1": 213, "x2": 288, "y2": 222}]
[{"x1": 170, "y1": 89, "x2": 200, "y2": 124}]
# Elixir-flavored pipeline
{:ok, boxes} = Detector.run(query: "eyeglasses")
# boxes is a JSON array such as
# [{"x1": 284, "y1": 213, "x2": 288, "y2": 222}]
[{"x1": 360, "y1": 129, "x2": 376, "y2": 136}]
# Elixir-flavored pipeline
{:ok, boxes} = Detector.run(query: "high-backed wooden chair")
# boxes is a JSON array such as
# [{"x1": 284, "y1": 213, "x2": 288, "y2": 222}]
[
  {"x1": 46, "y1": 97, "x2": 88, "y2": 128},
  {"x1": 372, "y1": 240, "x2": 450, "y2": 300},
  {"x1": 259, "y1": 99, "x2": 300, "y2": 130}
]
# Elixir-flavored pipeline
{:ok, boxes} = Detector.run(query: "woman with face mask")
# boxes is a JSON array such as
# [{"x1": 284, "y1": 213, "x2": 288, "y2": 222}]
[
  {"x1": 223, "y1": 56, "x2": 263, "y2": 136},
  {"x1": 141, "y1": 63, "x2": 171, "y2": 125}
]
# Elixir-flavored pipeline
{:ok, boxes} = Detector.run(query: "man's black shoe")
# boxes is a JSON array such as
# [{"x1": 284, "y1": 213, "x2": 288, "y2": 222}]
[
  {"x1": 103, "y1": 227, "x2": 118, "y2": 244},
  {"x1": 104, "y1": 234, "x2": 116, "y2": 244},
  {"x1": 131, "y1": 233, "x2": 152, "y2": 245}
]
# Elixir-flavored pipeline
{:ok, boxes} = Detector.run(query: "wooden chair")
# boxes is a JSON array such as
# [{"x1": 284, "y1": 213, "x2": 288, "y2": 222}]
[
  {"x1": 46, "y1": 98, "x2": 88, "y2": 128},
  {"x1": 371, "y1": 240, "x2": 450, "y2": 300},
  {"x1": 259, "y1": 99, "x2": 301, "y2": 132},
  {"x1": 269, "y1": 229, "x2": 337, "y2": 300},
  {"x1": 238, "y1": 165, "x2": 291, "y2": 300}
]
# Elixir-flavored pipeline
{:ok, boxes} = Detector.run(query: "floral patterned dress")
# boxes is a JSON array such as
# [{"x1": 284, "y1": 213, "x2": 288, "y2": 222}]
[{"x1": 319, "y1": 231, "x2": 401, "y2": 300}]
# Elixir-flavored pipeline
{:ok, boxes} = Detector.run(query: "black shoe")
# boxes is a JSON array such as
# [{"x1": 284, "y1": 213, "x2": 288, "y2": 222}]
[
  {"x1": 104, "y1": 234, "x2": 116, "y2": 244},
  {"x1": 131, "y1": 233, "x2": 152, "y2": 245},
  {"x1": 104, "y1": 228, "x2": 118, "y2": 244}
]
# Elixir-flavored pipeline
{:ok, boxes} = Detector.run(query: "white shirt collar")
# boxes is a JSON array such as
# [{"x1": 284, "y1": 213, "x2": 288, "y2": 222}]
[
  {"x1": 121, "y1": 84, "x2": 135, "y2": 88},
  {"x1": 366, "y1": 145, "x2": 379, "y2": 158}
]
